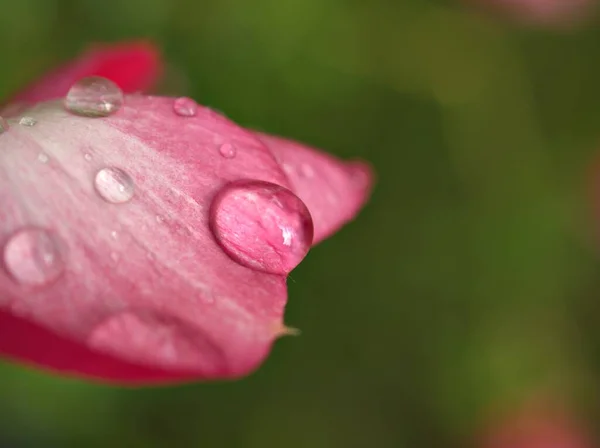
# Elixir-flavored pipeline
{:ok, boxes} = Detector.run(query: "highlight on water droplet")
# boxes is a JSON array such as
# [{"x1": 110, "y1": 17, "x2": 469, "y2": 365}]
[
  {"x1": 94, "y1": 167, "x2": 135, "y2": 204},
  {"x1": 19, "y1": 116, "x2": 37, "y2": 127},
  {"x1": 3, "y1": 227, "x2": 65, "y2": 286},
  {"x1": 218, "y1": 143, "x2": 237, "y2": 159},
  {"x1": 84, "y1": 153, "x2": 93, "y2": 162},
  {"x1": 209, "y1": 179, "x2": 314, "y2": 275},
  {"x1": 64, "y1": 76, "x2": 124, "y2": 118},
  {"x1": 173, "y1": 97, "x2": 198, "y2": 117}
]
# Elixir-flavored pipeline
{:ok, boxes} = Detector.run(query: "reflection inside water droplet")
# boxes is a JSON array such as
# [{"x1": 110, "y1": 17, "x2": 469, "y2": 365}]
[
  {"x1": 94, "y1": 167, "x2": 135, "y2": 204},
  {"x1": 218, "y1": 143, "x2": 237, "y2": 159},
  {"x1": 3, "y1": 228, "x2": 65, "y2": 286},
  {"x1": 64, "y1": 77, "x2": 124, "y2": 117},
  {"x1": 209, "y1": 180, "x2": 314, "y2": 275},
  {"x1": 173, "y1": 97, "x2": 198, "y2": 117}
]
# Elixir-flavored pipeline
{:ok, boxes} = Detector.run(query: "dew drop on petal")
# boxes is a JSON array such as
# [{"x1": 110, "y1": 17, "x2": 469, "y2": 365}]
[
  {"x1": 84, "y1": 153, "x2": 93, "y2": 162},
  {"x1": 37, "y1": 153, "x2": 49, "y2": 164},
  {"x1": 94, "y1": 167, "x2": 135, "y2": 204},
  {"x1": 210, "y1": 180, "x2": 314, "y2": 275},
  {"x1": 299, "y1": 163, "x2": 315, "y2": 178},
  {"x1": 65, "y1": 76, "x2": 124, "y2": 118},
  {"x1": 3, "y1": 228, "x2": 65, "y2": 286},
  {"x1": 218, "y1": 143, "x2": 237, "y2": 159},
  {"x1": 19, "y1": 116, "x2": 37, "y2": 127},
  {"x1": 173, "y1": 97, "x2": 198, "y2": 117}
]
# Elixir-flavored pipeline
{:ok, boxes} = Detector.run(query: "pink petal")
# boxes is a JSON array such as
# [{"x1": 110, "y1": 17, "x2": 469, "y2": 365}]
[
  {"x1": 256, "y1": 133, "x2": 374, "y2": 244},
  {"x1": 0, "y1": 97, "x2": 299, "y2": 384},
  {"x1": 6, "y1": 41, "x2": 161, "y2": 106}
]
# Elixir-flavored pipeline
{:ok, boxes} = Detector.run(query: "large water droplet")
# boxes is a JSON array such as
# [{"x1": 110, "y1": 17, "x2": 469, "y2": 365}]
[
  {"x1": 3, "y1": 228, "x2": 65, "y2": 286},
  {"x1": 218, "y1": 143, "x2": 237, "y2": 159},
  {"x1": 173, "y1": 97, "x2": 198, "y2": 117},
  {"x1": 210, "y1": 180, "x2": 314, "y2": 275},
  {"x1": 64, "y1": 77, "x2": 124, "y2": 117},
  {"x1": 94, "y1": 167, "x2": 135, "y2": 204}
]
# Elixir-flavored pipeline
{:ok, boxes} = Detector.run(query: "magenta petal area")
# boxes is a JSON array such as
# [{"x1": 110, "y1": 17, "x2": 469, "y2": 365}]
[
  {"x1": 256, "y1": 133, "x2": 374, "y2": 244},
  {"x1": 5, "y1": 41, "x2": 161, "y2": 107},
  {"x1": 210, "y1": 179, "x2": 314, "y2": 275},
  {"x1": 0, "y1": 96, "x2": 295, "y2": 385}
]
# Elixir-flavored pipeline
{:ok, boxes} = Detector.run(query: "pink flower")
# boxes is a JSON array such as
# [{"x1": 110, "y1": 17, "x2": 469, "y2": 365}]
[
  {"x1": 465, "y1": 0, "x2": 596, "y2": 27},
  {"x1": 0, "y1": 42, "x2": 373, "y2": 385}
]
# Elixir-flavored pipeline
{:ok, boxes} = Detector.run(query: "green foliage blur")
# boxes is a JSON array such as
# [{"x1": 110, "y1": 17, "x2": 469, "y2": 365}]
[{"x1": 2, "y1": 0, "x2": 600, "y2": 446}]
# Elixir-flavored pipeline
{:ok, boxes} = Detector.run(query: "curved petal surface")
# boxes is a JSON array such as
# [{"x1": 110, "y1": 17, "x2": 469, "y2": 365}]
[
  {"x1": 7, "y1": 41, "x2": 161, "y2": 106},
  {"x1": 256, "y1": 133, "x2": 374, "y2": 244},
  {"x1": 0, "y1": 97, "x2": 292, "y2": 384}
]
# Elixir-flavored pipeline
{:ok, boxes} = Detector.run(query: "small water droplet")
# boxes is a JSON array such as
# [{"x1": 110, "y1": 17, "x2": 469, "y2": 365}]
[
  {"x1": 37, "y1": 153, "x2": 49, "y2": 164},
  {"x1": 299, "y1": 163, "x2": 315, "y2": 178},
  {"x1": 19, "y1": 116, "x2": 37, "y2": 127},
  {"x1": 84, "y1": 153, "x2": 92, "y2": 162},
  {"x1": 210, "y1": 180, "x2": 314, "y2": 275},
  {"x1": 94, "y1": 167, "x2": 135, "y2": 204},
  {"x1": 0, "y1": 117, "x2": 9, "y2": 134},
  {"x1": 155, "y1": 214, "x2": 164, "y2": 224},
  {"x1": 110, "y1": 230, "x2": 118, "y2": 239},
  {"x1": 282, "y1": 163, "x2": 294, "y2": 175},
  {"x1": 218, "y1": 143, "x2": 237, "y2": 159},
  {"x1": 173, "y1": 97, "x2": 198, "y2": 117},
  {"x1": 3, "y1": 228, "x2": 65, "y2": 286},
  {"x1": 64, "y1": 77, "x2": 124, "y2": 118}
]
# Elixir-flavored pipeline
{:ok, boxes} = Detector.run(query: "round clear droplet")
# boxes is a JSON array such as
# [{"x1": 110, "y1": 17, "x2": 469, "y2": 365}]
[
  {"x1": 65, "y1": 76, "x2": 124, "y2": 118},
  {"x1": 209, "y1": 179, "x2": 314, "y2": 275},
  {"x1": 3, "y1": 227, "x2": 65, "y2": 286},
  {"x1": 218, "y1": 143, "x2": 237, "y2": 159},
  {"x1": 173, "y1": 97, "x2": 198, "y2": 117},
  {"x1": 94, "y1": 167, "x2": 135, "y2": 204}
]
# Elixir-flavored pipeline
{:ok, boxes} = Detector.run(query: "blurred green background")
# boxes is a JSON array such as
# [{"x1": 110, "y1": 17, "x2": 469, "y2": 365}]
[{"x1": 2, "y1": 0, "x2": 600, "y2": 446}]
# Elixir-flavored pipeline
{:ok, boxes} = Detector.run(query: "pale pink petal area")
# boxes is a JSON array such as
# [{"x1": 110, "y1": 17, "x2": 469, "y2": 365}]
[
  {"x1": 256, "y1": 133, "x2": 374, "y2": 244},
  {"x1": 0, "y1": 96, "x2": 297, "y2": 384},
  {"x1": 6, "y1": 41, "x2": 161, "y2": 106}
]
